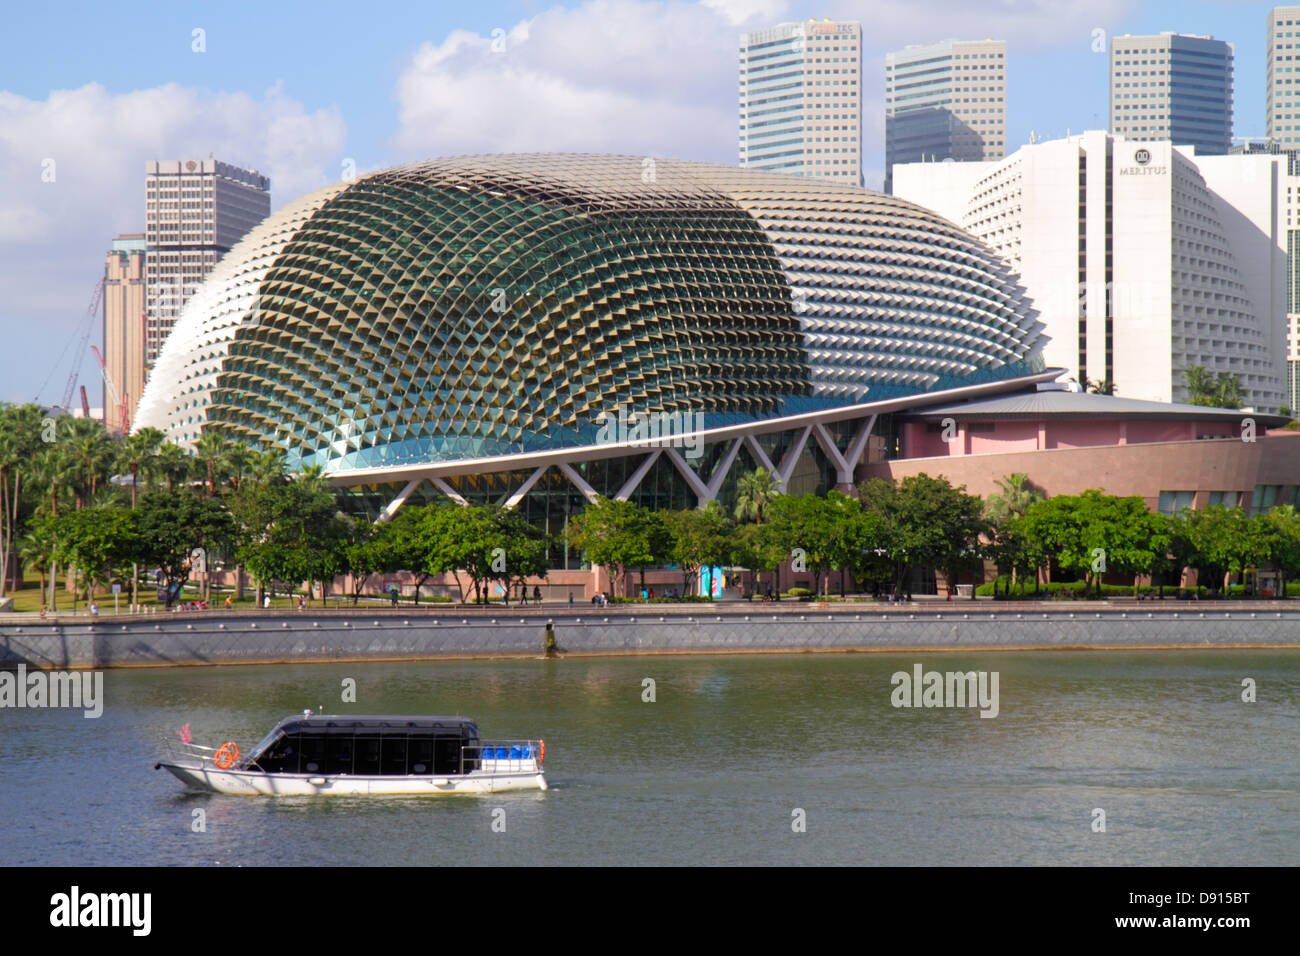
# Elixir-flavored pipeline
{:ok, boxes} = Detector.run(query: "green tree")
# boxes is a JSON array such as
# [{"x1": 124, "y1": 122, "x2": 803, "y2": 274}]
[
  {"x1": 0, "y1": 404, "x2": 43, "y2": 596},
  {"x1": 569, "y1": 497, "x2": 667, "y2": 597},
  {"x1": 1023, "y1": 491, "x2": 1171, "y2": 597},
  {"x1": 858, "y1": 474, "x2": 987, "y2": 601},
  {"x1": 1261, "y1": 505, "x2": 1300, "y2": 598},
  {"x1": 134, "y1": 490, "x2": 236, "y2": 607},
  {"x1": 663, "y1": 501, "x2": 733, "y2": 596},
  {"x1": 1167, "y1": 504, "x2": 1255, "y2": 596},
  {"x1": 229, "y1": 475, "x2": 346, "y2": 605},
  {"x1": 51, "y1": 506, "x2": 139, "y2": 609}
]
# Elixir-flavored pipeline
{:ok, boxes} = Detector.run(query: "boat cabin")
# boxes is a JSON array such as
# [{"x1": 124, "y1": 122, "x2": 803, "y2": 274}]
[{"x1": 246, "y1": 716, "x2": 481, "y2": 776}]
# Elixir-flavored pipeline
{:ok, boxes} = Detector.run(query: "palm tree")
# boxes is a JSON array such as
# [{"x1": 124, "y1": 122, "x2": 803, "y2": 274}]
[
  {"x1": 0, "y1": 404, "x2": 42, "y2": 596},
  {"x1": 223, "y1": 442, "x2": 256, "y2": 492},
  {"x1": 985, "y1": 473, "x2": 1043, "y2": 524},
  {"x1": 18, "y1": 524, "x2": 55, "y2": 610},
  {"x1": 984, "y1": 473, "x2": 1044, "y2": 595},
  {"x1": 734, "y1": 467, "x2": 783, "y2": 593},
  {"x1": 116, "y1": 427, "x2": 165, "y2": 506},
  {"x1": 193, "y1": 431, "x2": 230, "y2": 497},
  {"x1": 155, "y1": 443, "x2": 192, "y2": 493},
  {"x1": 734, "y1": 467, "x2": 782, "y2": 525},
  {"x1": 62, "y1": 416, "x2": 114, "y2": 505},
  {"x1": 252, "y1": 448, "x2": 287, "y2": 485}
]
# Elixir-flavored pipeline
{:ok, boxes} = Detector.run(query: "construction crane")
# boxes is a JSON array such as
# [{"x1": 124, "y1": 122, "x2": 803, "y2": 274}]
[
  {"x1": 90, "y1": 344, "x2": 128, "y2": 433},
  {"x1": 57, "y1": 278, "x2": 105, "y2": 412}
]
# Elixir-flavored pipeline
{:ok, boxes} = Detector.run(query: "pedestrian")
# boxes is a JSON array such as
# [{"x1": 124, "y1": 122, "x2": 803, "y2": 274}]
[
  {"x1": 534, "y1": 585, "x2": 541, "y2": 604},
  {"x1": 263, "y1": 594, "x2": 271, "y2": 609},
  {"x1": 569, "y1": 592, "x2": 574, "y2": 606},
  {"x1": 297, "y1": 594, "x2": 305, "y2": 610},
  {"x1": 90, "y1": 602, "x2": 99, "y2": 616}
]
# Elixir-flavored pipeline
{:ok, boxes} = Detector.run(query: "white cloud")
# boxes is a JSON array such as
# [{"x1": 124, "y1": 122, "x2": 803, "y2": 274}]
[
  {"x1": 0, "y1": 81, "x2": 346, "y2": 403},
  {"x1": 392, "y1": 0, "x2": 741, "y2": 163},
  {"x1": 701, "y1": 0, "x2": 790, "y2": 26}
]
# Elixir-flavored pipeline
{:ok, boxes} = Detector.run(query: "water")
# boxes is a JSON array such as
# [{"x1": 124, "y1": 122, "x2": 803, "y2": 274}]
[{"x1": 1, "y1": 651, "x2": 1297, "y2": 866}]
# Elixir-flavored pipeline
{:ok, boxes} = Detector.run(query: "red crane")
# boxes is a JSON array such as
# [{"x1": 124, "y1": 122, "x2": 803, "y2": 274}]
[{"x1": 90, "y1": 344, "x2": 129, "y2": 433}]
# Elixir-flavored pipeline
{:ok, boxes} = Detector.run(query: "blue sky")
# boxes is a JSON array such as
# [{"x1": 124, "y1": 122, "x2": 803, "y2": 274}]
[{"x1": 0, "y1": 0, "x2": 1276, "y2": 405}]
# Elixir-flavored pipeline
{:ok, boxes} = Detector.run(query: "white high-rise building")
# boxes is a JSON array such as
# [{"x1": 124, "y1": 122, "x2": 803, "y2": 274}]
[
  {"x1": 144, "y1": 159, "x2": 271, "y2": 371},
  {"x1": 738, "y1": 19, "x2": 861, "y2": 184},
  {"x1": 893, "y1": 132, "x2": 1287, "y2": 411},
  {"x1": 884, "y1": 39, "x2": 1006, "y2": 193},
  {"x1": 1110, "y1": 33, "x2": 1233, "y2": 155},
  {"x1": 1268, "y1": 7, "x2": 1300, "y2": 149}
]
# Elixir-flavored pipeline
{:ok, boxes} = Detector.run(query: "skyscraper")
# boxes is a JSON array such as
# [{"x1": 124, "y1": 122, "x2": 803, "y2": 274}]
[
  {"x1": 883, "y1": 39, "x2": 1007, "y2": 193},
  {"x1": 144, "y1": 159, "x2": 270, "y2": 371},
  {"x1": 1267, "y1": 6, "x2": 1300, "y2": 149},
  {"x1": 102, "y1": 234, "x2": 147, "y2": 434},
  {"x1": 739, "y1": 19, "x2": 861, "y2": 184},
  {"x1": 1109, "y1": 33, "x2": 1233, "y2": 155}
]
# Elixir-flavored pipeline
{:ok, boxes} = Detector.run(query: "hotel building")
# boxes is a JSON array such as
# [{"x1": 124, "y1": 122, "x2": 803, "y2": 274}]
[
  {"x1": 739, "y1": 19, "x2": 862, "y2": 183},
  {"x1": 884, "y1": 38, "x2": 1006, "y2": 193}
]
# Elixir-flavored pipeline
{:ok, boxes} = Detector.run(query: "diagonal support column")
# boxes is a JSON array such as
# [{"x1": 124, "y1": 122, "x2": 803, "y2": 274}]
[
  {"x1": 376, "y1": 478, "x2": 423, "y2": 524},
  {"x1": 615, "y1": 450, "x2": 661, "y2": 501},
  {"x1": 430, "y1": 476, "x2": 469, "y2": 506},
  {"x1": 504, "y1": 465, "x2": 548, "y2": 510},
  {"x1": 814, "y1": 414, "x2": 876, "y2": 486},
  {"x1": 557, "y1": 461, "x2": 599, "y2": 503},
  {"x1": 775, "y1": 425, "x2": 812, "y2": 487},
  {"x1": 664, "y1": 448, "x2": 710, "y2": 501},
  {"x1": 704, "y1": 437, "x2": 744, "y2": 502}
]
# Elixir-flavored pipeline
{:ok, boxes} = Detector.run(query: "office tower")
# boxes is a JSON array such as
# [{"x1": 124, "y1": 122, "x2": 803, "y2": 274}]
[
  {"x1": 894, "y1": 133, "x2": 1287, "y2": 412},
  {"x1": 883, "y1": 39, "x2": 1007, "y2": 193},
  {"x1": 102, "y1": 234, "x2": 147, "y2": 434},
  {"x1": 1109, "y1": 33, "x2": 1233, "y2": 155},
  {"x1": 144, "y1": 159, "x2": 270, "y2": 370},
  {"x1": 1268, "y1": 7, "x2": 1300, "y2": 149},
  {"x1": 739, "y1": 19, "x2": 862, "y2": 184}
]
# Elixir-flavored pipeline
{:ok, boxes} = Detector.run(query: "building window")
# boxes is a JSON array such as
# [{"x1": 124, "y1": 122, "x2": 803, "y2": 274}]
[{"x1": 1158, "y1": 490, "x2": 1195, "y2": 516}]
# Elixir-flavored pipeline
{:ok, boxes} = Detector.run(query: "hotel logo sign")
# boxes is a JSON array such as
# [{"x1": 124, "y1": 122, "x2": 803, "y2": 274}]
[{"x1": 1120, "y1": 147, "x2": 1166, "y2": 176}]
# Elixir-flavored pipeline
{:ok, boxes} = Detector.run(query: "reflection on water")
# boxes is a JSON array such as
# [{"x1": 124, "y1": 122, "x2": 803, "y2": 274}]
[{"x1": 0, "y1": 651, "x2": 1296, "y2": 865}]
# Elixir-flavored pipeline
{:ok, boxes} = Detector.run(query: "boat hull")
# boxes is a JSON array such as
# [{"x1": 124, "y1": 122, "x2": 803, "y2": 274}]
[{"x1": 159, "y1": 759, "x2": 547, "y2": 795}]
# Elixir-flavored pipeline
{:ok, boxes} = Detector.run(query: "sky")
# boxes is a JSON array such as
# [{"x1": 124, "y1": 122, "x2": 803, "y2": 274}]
[{"x1": 0, "y1": 0, "x2": 1278, "y2": 405}]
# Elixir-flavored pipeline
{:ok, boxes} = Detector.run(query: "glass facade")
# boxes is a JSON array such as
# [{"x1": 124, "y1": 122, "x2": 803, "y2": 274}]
[{"x1": 138, "y1": 154, "x2": 1043, "y2": 480}]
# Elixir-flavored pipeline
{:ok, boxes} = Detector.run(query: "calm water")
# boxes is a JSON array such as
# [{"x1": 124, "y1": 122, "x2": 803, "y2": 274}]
[{"x1": 1, "y1": 651, "x2": 1297, "y2": 866}]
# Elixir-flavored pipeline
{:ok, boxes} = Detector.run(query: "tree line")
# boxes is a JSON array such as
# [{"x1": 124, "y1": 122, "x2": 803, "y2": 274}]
[{"x1": 3, "y1": 403, "x2": 1297, "y2": 608}]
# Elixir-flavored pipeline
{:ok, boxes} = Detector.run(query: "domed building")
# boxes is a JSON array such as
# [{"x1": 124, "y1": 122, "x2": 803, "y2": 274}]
[{"x1": 134, "y1": 153, "x2": 1047, "y2": 533}]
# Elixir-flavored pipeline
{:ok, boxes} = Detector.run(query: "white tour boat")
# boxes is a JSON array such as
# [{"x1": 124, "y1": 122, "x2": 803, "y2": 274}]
[{"x1": 156, "y1": 713, "x2": 547, "y2": 795}]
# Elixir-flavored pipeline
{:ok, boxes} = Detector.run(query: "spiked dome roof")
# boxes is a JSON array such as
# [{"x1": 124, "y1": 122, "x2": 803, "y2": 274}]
[{"x1": 133, "y1": 154, "x2": 1042, "y2": 472}]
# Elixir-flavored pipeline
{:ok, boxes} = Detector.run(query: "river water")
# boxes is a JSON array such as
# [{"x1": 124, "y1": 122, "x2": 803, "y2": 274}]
[{"x1": 1, "y1": 651, "x2": 1296, "y2": 866}]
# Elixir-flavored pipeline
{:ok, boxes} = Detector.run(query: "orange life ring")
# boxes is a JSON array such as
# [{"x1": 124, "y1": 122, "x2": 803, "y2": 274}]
[
  {"x1": 539, "y1": 739, "x2": 545, "y2": 765},
  {"x1": 213, "y1": 741, "x2": 239, "y2": 769}
]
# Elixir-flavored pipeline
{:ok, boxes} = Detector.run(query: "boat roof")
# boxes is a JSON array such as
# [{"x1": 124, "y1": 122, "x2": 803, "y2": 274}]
[{"x1": 269, "y1": 715, "x2": 479, "y2": 735}]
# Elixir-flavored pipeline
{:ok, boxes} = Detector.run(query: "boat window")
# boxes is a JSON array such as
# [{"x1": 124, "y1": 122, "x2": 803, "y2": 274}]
[
  {"x1": 325, "y1": 735, "x2": 354, "y2": 775},
  {"x1": 354, "y1": 735, "x2": 382, "y2": 775},
  {"x1": 381, "y1": 736, "x2": 409, "y2": 775},
  {"x1": 434, "y1": 737, "x2": 462, "y2": 775},
  {"x1": 253, "y1": 733, "x2": 297, "y2": 774},
  {"x1": 408, "y1": 736, "x2": 435, "y2": 775},
  {"x1": 299, "y1": 735, "x2": 328, "y2": 774}
]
